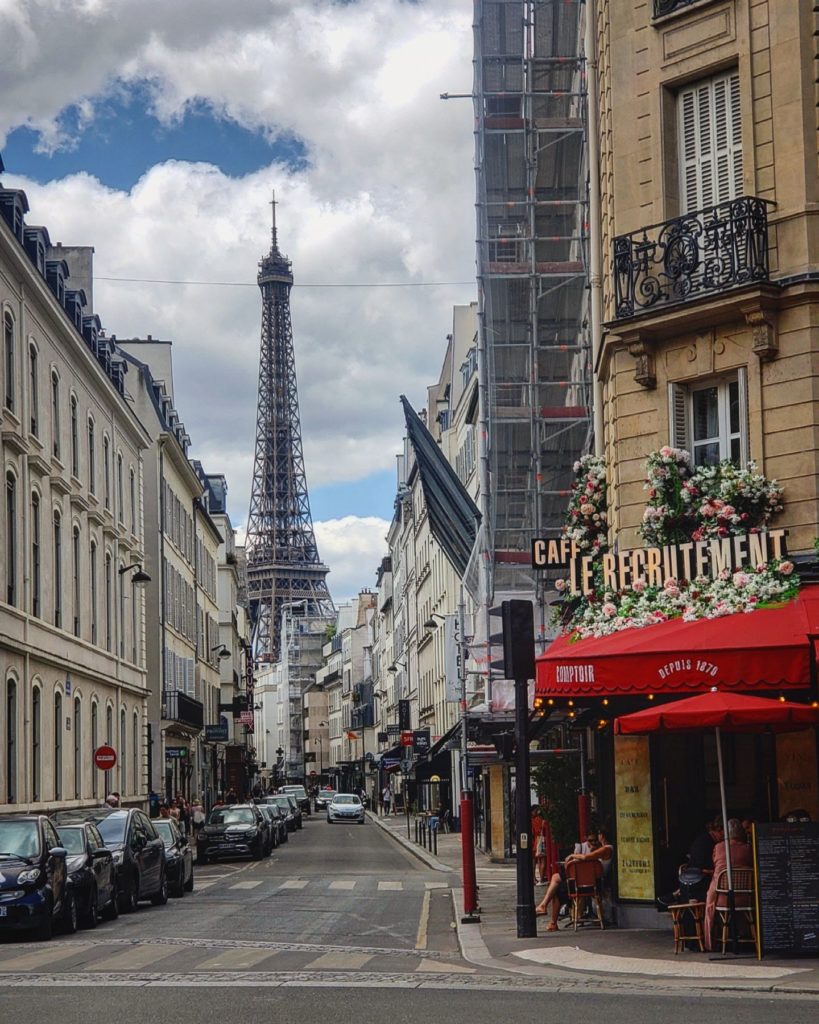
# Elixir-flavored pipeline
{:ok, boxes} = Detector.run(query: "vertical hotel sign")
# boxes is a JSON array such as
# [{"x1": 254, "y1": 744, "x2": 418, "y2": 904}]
[{"x1": 614, "y1": 735, "x2": 655, "y2": 901}]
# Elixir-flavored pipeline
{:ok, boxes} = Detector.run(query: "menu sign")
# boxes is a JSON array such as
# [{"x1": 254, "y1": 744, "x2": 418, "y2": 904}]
[
  {"x1": 614, "y1": 735, "x2": 655, "y2": 901},
  {"x1": 754, "y1": 822, "x2": 819, "y2": 957}
]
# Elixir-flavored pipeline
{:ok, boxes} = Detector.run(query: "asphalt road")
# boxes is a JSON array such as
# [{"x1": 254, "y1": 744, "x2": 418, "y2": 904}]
[{"x1": 1, "y1": 814, "x2": 816, "y2": 1023}]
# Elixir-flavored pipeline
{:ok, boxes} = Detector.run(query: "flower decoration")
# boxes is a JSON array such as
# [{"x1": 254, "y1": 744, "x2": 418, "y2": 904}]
[
  {"x1": 564, "y1": 455, "x2": 609, "y2": 557},
  {"x1": 638, "y1": 446, "x2": 696, "y2": 545}
]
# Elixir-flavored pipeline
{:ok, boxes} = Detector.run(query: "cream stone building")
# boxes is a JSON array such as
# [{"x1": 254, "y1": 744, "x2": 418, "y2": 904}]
[
  {"x1": 595, "y1": 0, "x2": 818, "y2": 551},
  {"x1": 1, "y1": 183, "x2": 150, "y2": 812}
]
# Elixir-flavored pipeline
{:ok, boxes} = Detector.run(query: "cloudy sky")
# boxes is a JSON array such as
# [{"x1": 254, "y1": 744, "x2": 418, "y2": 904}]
[{"x1": 0, "y1": 0, "x2": 476, "y2": 602}]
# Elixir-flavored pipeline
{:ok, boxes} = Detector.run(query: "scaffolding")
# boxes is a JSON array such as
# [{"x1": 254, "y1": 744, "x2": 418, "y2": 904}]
[{"x1": 473, "y1": 0, "x2": 593, "y2": 603}]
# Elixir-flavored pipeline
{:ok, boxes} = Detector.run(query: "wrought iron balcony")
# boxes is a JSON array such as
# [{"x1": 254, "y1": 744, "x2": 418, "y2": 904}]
[
  {"x1": 612, "y1": 196, "x2": 771, "y2": 321},
  {"x1": 162, "y1": 689, "x2": 204, "y2": 731},
  {"x1": 653, "y1": 0, "x2": 711, "y2": 16}
]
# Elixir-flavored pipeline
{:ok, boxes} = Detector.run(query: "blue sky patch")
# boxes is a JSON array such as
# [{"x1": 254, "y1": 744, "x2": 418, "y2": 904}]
[
  {"x1": 3, "y1": 84, "x2": 308, "y2": 190},
  {"x1": 310, "y1": 468, "x2": 396, "y2": 523}
]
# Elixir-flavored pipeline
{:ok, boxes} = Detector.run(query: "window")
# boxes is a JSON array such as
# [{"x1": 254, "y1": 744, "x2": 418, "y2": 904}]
[
  {"x1": 119, "y1": 562, "x2": 125, "y2": 658},
  {"x1": 53, "y1": 511, "x2": 62, "y2": 628},
  {"x1": 54, "y1": 691, "x2": 63, "y2": 801},
  {"x1": 91, "y1": 701, "x2": 98, "y2": 799},
  {"x1": 131, "y1": 575, "x2": 137, "y2": 663},
  {"x1": 6, "y1": 680, "x2": 16, "y2": 803},
  {"x1": 72, "y1": 525, "x2": 81, "y2": 636},
  {"x1": 679, "y1": 70, "x2": 742, "y2": 214},
  {"x1": 70, "y1": 396, "x2": 79, "y2": 477},
  {"x1": 117, "y1": 454, "x2": 124, "y2": 522},
  {"x1": 88, "y1": 418, "x2": 96, "y2": 494},
  {"x1": 669, "y1": 369, "x2": 748, "y2": 467},
  {"x1": 106, "y1": 704, "x2": 113, "y2": 746},
  {"x1": 105, "y1": 552, "x2": 113, "y2": 652},
  {"x1": 73, "y1": 697, "x2": 82, "y2": 800},
  {"x1": 28, "y1": 343, "x2": 38, "y2": 436},
  {"x1": 120, "y1": 708, "x2": 127, "y2": 795},
  {"x1": 90, "y1": 539, "x2": 98, "y2": 644},
  {"x1": 129, "y1": 467, "x2": 136, "y2": 533},
  {"x1": 132, "y1": 711, "x2": 139, "y2": 796},
  {"x1": 3, "y1": 312, "x2": 14, "y2": 412},
  {"x1": 51, "y1": 371, "x2": 60, "y2": 459},
  {"x1": 31, "y1": 491, "x2": 41, "y2": 617},
  {"x1": 32, "y1": 687, "x2": 41, "y2": 801},
  {"x1": 6, "y1": 471, "x2": 17, "y2": 605},
  {"x1": 103, "y1": 436, "x2": 111, "y2": 509}
]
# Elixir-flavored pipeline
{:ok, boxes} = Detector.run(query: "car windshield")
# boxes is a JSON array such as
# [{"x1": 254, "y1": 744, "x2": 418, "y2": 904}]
[
  {"x1": 209, "y1": 808, "x2": 254, "y2": 825},
  {"x1": 95, "y1": 811, "x2": 128, "y2": 845},
  {"x1": 283, "y1": 787, "x2": 307, "y2": 798},
  {"x1": 0, "y1": 820, "x2": 40, "y2": 859},
  {"x1": 333, "y1": 795, "x2": 361, "y2": 806},
  {"x1": 272, "y1": 798, "x2": 292, "y2": 811},
  {"x1": 55, "y1": 828, "x2": 86, "y2": 854},
  {"x1": 153, "y1": 821, "x2": 176, "y2": 845}
]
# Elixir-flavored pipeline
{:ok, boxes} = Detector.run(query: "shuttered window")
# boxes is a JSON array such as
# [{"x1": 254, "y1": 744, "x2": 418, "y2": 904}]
[
  {"x1": 668, "y1": 368, "x2": 748, "y2": 466},
  {"x1": 678, "y1": 71, "x2": 742, "y2": 214}
]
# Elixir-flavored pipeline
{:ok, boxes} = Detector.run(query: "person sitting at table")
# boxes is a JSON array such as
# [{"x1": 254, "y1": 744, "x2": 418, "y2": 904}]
[
  {"x1": 535, "y1": 827, "x2": 613, "y2": 931},
  {"x1": 657, "y1": 817, "x2": 723, "y2": 910},
  {"x1": 704, "y1": 818, "x2": 753, "y2": 951}
]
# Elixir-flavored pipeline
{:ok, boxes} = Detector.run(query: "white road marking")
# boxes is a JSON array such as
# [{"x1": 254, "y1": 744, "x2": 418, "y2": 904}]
[
  {"x1": 416, "y1": 958, "x2": 475, "y2": 974},
  {"x1": 415, "y1": 890, "x2": 430, "y2": 951},
  {"x1": 425, "y1": 881, "x2": 448, "y2": 890},
  {"x1": 0, "y1": 943, "x2": 93, "y2": 972},
  {"x1": 377, "y1": 881, "x2": 403, "y2": 891},
  {"x1": 279, "y1": 879, "x2": 309, "y2": 890},
  {"x1": 303, "y1": 951, "x2": 374, "y2": 970},
  {"x1": 85, "y1": 944, "x2": 180, "y2": 971},
  {"x1": 194, "y1": 948, "x2": 276, "y2": 971},
  {"x1": 329, "y1": 880, "x2": 356, "y2": 890},
  {"x1": 229, "y1": 880, "x2": 263, "y2": 890}
]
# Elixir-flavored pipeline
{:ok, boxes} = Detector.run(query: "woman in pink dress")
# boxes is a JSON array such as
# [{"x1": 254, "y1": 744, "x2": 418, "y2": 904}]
[{"x1": 704, "y1": 818, "x2": 753, "y2": 950}]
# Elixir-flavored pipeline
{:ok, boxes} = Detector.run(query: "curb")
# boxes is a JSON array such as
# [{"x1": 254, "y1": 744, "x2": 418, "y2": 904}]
[{"x1": 366, "y1": 811, "x2": 451, "y2": 873}]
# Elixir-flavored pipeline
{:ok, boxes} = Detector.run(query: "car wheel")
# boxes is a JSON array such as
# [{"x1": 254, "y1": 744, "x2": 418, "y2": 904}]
[
  {"x1": 151, "y1": 874, "x2": 169, "y2": 906},
  {"x1": 105, "y1": 889, "x2": 119, "y2": 921},
  {"x1": 171, "y1": 869, "x2": 185, "y2": 898},
  {"x1": 197, "y1": 849, "x2": 208, "y2": 865},
  {"x1": 81, "y1": 886, "x2": 98, "y2": 929},
  {"x1": 184, "y1": 868, "x2": 194, "y2": 893},
  {"x1": 62, "y1": 891, "x2": 78, "y2": 934},
  {"x1": 120, "y1": 874, "x2": 139, "y2": 914}
]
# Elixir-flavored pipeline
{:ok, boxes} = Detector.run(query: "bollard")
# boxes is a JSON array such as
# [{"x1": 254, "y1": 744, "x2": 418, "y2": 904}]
[
  {"x1": 414, "y1": 819, "x2": 418, "y2": 844},
  {"x1": 432, "y1": 827, "x2": 438, "y2": 857},
  {"x1": 422, "y1": 820, "x2": 428, "y2": 850}
]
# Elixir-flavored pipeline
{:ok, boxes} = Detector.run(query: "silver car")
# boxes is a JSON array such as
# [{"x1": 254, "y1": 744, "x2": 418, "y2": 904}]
[{"x1": 326, "y1": 794, "x2": 365, "y2": 824}]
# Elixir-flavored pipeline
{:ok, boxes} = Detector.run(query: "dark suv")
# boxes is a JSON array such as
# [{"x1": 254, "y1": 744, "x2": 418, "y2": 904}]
[
  {"x1": 0, "y1": 815, "x2": 75, "y2": 940},
  {"x1": 53, "y1": 807, "x2": 167, "y2": 912},
  {"x1": 197, "y1": 805, "x2": 266, "y2": 862}
]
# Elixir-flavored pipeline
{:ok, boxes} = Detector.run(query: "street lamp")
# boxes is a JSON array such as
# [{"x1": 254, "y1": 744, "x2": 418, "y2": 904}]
[
  {"x1": 210, "y1": 644, "x2": 231, "y2": 660},
  {"x1": 316, "y1": 720, "x2": 328, "y2": 777},
  {"x1": 119, "y1": 562, "x2": 151, "y2": 585}
]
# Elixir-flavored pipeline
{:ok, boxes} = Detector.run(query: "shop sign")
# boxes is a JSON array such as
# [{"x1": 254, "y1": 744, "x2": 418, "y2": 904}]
[
  {"x1": 776, "y1": 731, "x2": 819, "y2": 822},
  {"x1": 165, "y1": 746, "x2": 189, "y2": 759},
  {"x1": 386, "y1": 724, "x2": 400, "y2": 738},
  {"x1": 238, "y1": 711, "x2": 254, "y2": 726},
  {"x1": 532, "y1": 529, "x2": 788, "y2": 597},
  {"x1": 205, "y1": 723, "x2": 229, "y2": 743},
  {"x1": 613, "y1": 735, "x2": 654, "y2": 901},
  {"x1": 400, "y1": 730, "x2": 414, "y2": 747},
  {"x1": 413, "y1": 729, "x2": 431, "y2": 755}
]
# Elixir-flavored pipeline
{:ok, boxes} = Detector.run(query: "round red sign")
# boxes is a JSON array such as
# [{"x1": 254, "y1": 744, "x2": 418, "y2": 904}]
[
  {"x1": 309, "y1": 770, "x2": 317, "y2": 776},
  {"x1": 94, "y1": 745, "x2": 117, "y2": 771}
]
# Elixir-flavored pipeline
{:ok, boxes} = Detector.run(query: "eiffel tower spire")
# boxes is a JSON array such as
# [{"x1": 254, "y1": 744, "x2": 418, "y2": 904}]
[{"x1": 245, "y1": 195, "x2": 334, "y2": 662}]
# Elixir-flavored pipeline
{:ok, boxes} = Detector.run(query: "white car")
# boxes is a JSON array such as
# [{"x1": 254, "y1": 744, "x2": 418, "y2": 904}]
[{"x1": 326, "y1": 794, "x2": 365, "y2": 824}]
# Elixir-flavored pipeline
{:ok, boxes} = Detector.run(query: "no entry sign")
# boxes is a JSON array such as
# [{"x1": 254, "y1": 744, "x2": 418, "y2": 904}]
[{"x1": 94, "y1": 745, "x2": 117, "y2": 771}]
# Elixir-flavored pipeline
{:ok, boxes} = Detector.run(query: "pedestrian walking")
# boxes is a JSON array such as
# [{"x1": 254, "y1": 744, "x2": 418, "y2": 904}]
[
  {"x1": 191, "y1": 797, "x2": 206, "y2": 838},
  {"x1": 381, "y1": 784, "x2": 393, "y2": 816}
]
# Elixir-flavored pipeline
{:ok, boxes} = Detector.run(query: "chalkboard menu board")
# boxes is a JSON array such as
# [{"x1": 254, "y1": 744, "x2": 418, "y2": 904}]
[{"x1": 754, "y1": 822, "x2": 819, "y2": 957}]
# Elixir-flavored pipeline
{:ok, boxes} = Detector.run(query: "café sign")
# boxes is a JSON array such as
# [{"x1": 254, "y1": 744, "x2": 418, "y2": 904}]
[{"x1": 532, "y1": 529, "x2": 788, "y2": 597}]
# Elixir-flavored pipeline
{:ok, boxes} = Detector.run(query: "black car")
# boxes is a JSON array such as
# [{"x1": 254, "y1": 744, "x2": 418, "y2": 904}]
[
  {"x1": 197, "y1": 805, "x2": 266, "y2": 862},
  {"x1": 280, "y1": 785, "x2": 311, "y2": 816},
  {"x1": 282, "y1": 793, "x2": 303, "y2": 830},
  {"x1": 256, "y1": 804, "x2": 280, "y2": 854},
  {"x1": 315, "y1": 789, "x2": 336, "y2": 811},
  {"x1": 53, "y1": 807, "x2": 167, "y2": 912},
  {"x1": 55, "y1": 823, "x2": 118, "y2": 928},
  {"x1": 0, "y1": 815, "x2": 75, "y2": 940},
  {"x1": 153, "y1": 818, "x2": 194, "y2": 897},
  {"x1": 267, "y1": 795, "x2": 298, "y2": 833},
  {"x1": 259, "y1": 800, "x2": 289, "y2": 844}
]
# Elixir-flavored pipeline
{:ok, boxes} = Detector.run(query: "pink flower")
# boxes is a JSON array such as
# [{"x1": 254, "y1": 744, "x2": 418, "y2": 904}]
[
  {"x1": 554, "y1": 578, "x2": 567, "y2": 592},
  {"x1": 647, "y1": 488, "x2": 656, "y2": 499},
  {"x1": 779, "y1": 560, "x2": 795, "y2": 576},
  {"x1": 756, "y1": 563, "x2": 767, "y2": 573},
  {"x1": 732, "y1": 572, "x2": 749, "y2": 589},
  {"x1": 692, "y1": 529, "x2": 703, "y2": 541},
  {"x1": 602, "y1": 602, "x2": 617, "y2": 619},
  {"x1": 632, "y1": 578, "x2": 647, "y2": 593},
  {"x1": 718, "y1": 569, "x2": 730, "y2": 581},
  {"x1": 663, "y1": 577, "x2": 678, "y2": 591}
]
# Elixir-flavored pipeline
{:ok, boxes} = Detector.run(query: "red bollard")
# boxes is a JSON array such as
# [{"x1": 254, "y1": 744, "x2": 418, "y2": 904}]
[{"x1": 460, "y1": 793, "x2": 480, "y2": 920}]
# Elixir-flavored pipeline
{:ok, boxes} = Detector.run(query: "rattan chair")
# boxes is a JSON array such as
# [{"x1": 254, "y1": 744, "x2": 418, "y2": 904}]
[
  {"x1": 714, "y1": 868, "x2": 757, "y2": 953},
  {"x1": 566, "y1": 858, "x2": 605, "y2": 930}
]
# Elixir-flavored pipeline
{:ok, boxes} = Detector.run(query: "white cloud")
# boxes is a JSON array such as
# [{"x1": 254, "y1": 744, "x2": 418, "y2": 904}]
[
  {"x1": 0, "y1": 0, "x2": 475, "y2": 596},
  {"x1": 314, "y1": 515, "x2": 390, "y2": 605}
]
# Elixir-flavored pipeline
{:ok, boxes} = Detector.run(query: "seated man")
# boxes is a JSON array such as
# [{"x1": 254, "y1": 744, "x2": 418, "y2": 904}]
[
  {"x1": 657, "y1": 818, "x2": 722, "y2": 910},
  {"x1": 536, "y1": 828, "x2": 613, "y2": 932}
]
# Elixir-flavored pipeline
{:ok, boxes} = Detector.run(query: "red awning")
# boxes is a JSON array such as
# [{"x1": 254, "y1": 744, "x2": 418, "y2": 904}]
[{"x1": 536, "y1": 587, "x2": 819, "y2": 698}]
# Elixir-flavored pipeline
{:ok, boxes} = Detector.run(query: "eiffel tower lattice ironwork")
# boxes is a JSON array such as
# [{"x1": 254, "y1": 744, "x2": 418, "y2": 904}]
[{"x1": 245, "y1": 194, "x2": 334, "y2": 662}]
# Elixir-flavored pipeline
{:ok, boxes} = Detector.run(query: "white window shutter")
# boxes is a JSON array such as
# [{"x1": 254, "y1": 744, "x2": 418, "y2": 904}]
[
  {"x1": 679, "y1": 71, "x2": 742, "y2": 213},
  {"x1": 737, "y1": 366, "x2": 749, "y2": 465},
  {"x1": 668, "y1": 382, "x2": 690, "y2": 451}
]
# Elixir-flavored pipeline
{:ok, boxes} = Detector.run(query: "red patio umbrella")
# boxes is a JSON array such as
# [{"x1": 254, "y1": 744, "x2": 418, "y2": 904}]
[{"x1": 615, "y1": 688, "x2": 819, "y2": 953}]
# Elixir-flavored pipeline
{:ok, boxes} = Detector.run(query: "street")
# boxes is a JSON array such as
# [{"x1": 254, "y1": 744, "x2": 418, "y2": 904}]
[{"x1": 1, "y1": 816, "x2": 817, "y2": 1023}]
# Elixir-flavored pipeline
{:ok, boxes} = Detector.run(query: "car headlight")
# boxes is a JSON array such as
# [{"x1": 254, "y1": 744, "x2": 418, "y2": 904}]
[
  {"x1": 112, "y1": 850, "x2": 124, "y2": 866},
  {"x1": 18, "y1": 868, "x2": 41, "y2": 885}
]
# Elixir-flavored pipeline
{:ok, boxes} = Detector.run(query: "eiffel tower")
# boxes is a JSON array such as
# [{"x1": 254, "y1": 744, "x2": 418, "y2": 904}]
[{"x1": 245, "y1": 195, "x2": 334, "y2": 662}]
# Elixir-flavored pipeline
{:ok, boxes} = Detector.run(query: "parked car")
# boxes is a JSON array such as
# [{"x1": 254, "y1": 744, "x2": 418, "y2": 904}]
[
  {"x1": 282, "y1": 793, "x2": 303, "y2": 830},
  {"x1": 280, "y1": 784, "x2": 311, "y2": 815},
  {"x1": 315, "y1": 789, "x2": 336, "y2": 811},
  {"x1": 327, "y1": 794, "x2": 365, "y2": 825},
  {"x1": 260, "y1": 798, "x2": 290, "y2": 841},
  {"x1": 196, "y1": 805, "x2": 266, "y2": 863},
  {"x1": 55, "y1": 822, "x2": 118, "y2": 928},
  {"x1": 154, "y1": 818, "x2": 194, "y2": 897},
  {"x1": 266, "y1": 795, "x2": 298, "y2": 833},
  {"x1": 256, "y1": 804, "x2": 280, "y2": 853},
  {"x1": 53, "y1": 807, "x2": 167, "y2": 912},
  {"x1": 0, "y1": 815, "x2": 75, "y2": 940}
]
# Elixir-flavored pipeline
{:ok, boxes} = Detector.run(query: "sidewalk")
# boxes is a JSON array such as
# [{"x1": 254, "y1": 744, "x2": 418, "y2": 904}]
[{"x1": 368, "y1": 810, "x2": 819, "y2": 996}]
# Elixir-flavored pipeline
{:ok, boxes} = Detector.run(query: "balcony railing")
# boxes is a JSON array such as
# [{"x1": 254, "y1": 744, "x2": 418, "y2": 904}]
[
  {"x1": 162, "y1": 690, "x2": 204, "y2": 731},
  {"x1": 612, "y1": 196, "x2": 771, "y2": 321},
  {"x1": 653, "y1": 0, "x2": 711, "y2": 16}
]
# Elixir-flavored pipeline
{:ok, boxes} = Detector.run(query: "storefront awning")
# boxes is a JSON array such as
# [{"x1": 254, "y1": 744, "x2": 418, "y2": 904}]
[
  {"x1": 536, "y1": 587, "x2": 819, "y2": 698},
  {"x1": 377, "y1": 745, "x2": 404, "y2": 771}
]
